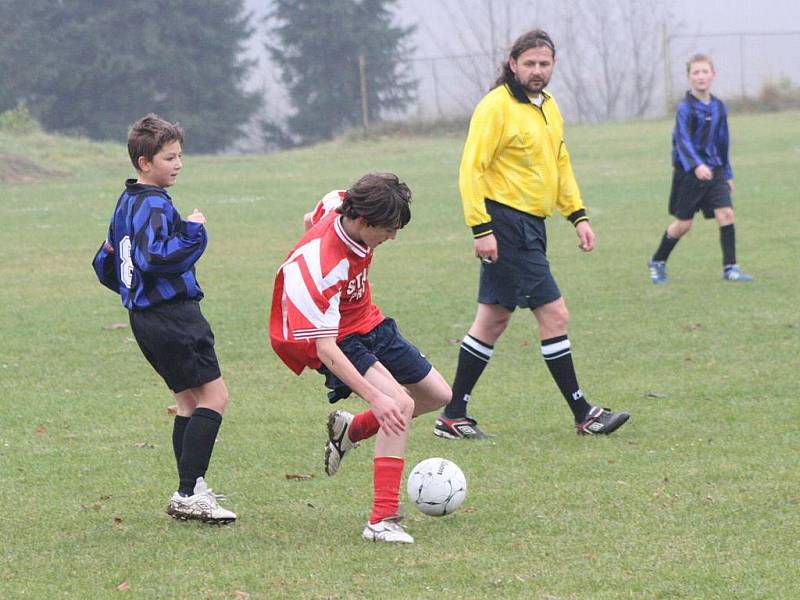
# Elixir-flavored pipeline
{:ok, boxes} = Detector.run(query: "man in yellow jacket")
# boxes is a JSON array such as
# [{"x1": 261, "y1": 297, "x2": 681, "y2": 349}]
[{"x1": 434, "y1": 29, "x2": 630, "y2": 439}]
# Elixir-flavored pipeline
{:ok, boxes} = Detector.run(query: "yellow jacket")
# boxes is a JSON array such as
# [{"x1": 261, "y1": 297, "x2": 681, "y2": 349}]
[{"x1": 459, "y1": 81, "x2": 587, "y2": 238}]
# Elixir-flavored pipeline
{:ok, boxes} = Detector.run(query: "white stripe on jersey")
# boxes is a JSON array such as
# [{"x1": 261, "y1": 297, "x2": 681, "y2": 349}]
[{"x1": 280, "y1": 238, "x2": 350, "y2": 336}]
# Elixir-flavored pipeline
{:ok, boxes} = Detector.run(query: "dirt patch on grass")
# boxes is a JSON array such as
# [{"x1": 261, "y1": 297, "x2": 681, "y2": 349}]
[{"x1": 0, "y1": 154, "x2": 69, "y2": 182}]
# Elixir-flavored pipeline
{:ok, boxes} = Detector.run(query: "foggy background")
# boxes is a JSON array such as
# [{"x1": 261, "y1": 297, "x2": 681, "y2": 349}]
[{"x1": 247, "y1": 0, "x2": 800, "y2": 125}]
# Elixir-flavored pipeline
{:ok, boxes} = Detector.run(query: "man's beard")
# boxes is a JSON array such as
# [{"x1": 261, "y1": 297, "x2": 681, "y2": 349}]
[{"x1": 517, "y1": 74, "x2": 549, "y2": 95}]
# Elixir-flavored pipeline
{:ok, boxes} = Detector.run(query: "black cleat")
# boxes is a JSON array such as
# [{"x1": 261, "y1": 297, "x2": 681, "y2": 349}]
[{"x1": 576, "y1": 406, "x2": 630, "y2": 435}]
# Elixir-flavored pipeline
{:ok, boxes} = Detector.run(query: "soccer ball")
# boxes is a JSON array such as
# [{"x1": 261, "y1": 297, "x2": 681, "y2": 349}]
[{"x1": 407, "y1": 457, "x2": 467, "y2": 516}]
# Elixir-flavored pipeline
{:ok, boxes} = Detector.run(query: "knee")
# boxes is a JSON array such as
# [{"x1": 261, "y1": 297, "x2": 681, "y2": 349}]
[
  {"x1": 397, "y1": 393, "x2": 415, "y2": 420},
  {"x1": 487, "y1": 313, "x2": 511, "y2": 339},
  {"x1": 669, "y1": 220, "x2": 692, "y2": 238},
  {"x1": 717, "y1": 207, "x2": 735, "y2": 225},
  {"x1": 550, "y1": 305, "x2": 570, "y2": 331}
]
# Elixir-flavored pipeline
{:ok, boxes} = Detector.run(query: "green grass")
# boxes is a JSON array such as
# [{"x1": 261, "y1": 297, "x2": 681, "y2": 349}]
[{"x1": 1, "y1": 111, "x2": 799, "y2": 599}]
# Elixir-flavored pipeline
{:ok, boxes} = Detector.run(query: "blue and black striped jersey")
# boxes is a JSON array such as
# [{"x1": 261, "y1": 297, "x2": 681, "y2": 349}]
[
  {"x1": 672, "y1": 92, "x2": 733, "y2": 180},
  {"x1": 92, "y1": 179, "x2": 207, "y2": 310}
]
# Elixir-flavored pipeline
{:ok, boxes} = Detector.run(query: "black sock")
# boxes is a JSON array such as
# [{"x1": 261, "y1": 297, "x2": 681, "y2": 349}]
[
  {"x1": 653, "y1": 230, "x2": 679, "y2": 262},
  {"x1": 541, "y1": 335, "x2": 591, "y2": 422},
  {"x1": 178, "y1": 408, "x2": 222, "y2": 496},
  {"x1": 720, "y1": 224, "x2": 736, "y2": 266},
  {"x1": 444, "y1": 334, "x2": 493, "y2": 419},
  {"x1": 172, "y1": 415, "x2": 190, "y2": 468}
]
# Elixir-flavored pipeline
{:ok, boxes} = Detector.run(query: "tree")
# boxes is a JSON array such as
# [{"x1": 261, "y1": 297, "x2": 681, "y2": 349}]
[
  {"x1": 265, "y1": 0, "x2": 417, "y2": 147},
  {"x1": 0, "y1": 0, "x2": 259, "y2": 152}
]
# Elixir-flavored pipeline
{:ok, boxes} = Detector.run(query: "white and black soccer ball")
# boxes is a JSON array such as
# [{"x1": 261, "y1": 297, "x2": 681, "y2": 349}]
[{"x1": 407, "y1": 457, "x2": 467, "y2": 516}]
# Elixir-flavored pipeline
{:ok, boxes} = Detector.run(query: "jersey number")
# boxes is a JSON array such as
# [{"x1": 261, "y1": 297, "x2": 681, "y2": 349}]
[{"x1": 119, "y1": 236, "x2": 133, "y2": 288}]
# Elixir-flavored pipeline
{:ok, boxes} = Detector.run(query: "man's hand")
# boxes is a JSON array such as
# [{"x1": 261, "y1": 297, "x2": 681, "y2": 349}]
[
  {"x1": 474, "y1": 233, "x2": 498, "y2": 264},
  {"x1": 186, "y1": 208, "x2": 206, "y2": 224},
  {"x1": 727, "y1": 179, "x2": 735, "y2": 192},
  {"x1": 103, "y1": 240, "x2": 114, "y2": 254},
  {"x1": 694, "y1": 164, "x2": 713, "y2": 181},
  {"x1": 576, "y1": 220, "x2": 595, "y2": 252}
]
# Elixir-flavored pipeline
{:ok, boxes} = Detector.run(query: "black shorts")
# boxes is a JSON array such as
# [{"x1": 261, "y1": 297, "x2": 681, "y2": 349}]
[
  {"x1": 317, "y1": 318, "x2": 432, "y2": 403},
  {"x1": 668, "y1": 167, "x2": 732, "y2": 220},
  {"x1": 478, "y1": 200, "x2": 562, "y2": 311},
  {"x1": 129, "y1": 299, "x2": 221, "y2": 393}
]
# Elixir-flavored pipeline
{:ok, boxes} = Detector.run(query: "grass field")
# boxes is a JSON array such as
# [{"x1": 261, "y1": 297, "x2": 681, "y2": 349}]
[{"x1": 1, "y1": 111, "x2": 798, "y2": 599}]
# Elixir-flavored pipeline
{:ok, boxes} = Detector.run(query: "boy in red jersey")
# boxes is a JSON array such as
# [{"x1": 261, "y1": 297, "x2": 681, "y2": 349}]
[{"x1": 270, "y1": 173, "x2": 451, "y2": 544}]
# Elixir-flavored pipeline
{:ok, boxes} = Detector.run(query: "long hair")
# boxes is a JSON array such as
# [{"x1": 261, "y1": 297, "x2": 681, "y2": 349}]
[
  {"x1": 338, "y1": 172, "x2": 412, "y2": 229},
  {"x1": 493, "y1": 29, "x2": 556, "y2": 89}
]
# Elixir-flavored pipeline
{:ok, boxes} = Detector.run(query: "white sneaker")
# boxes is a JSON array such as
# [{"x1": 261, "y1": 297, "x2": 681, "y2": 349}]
[
  {"x1": 166, "y1": 477, "x2": 236, "y2": 524},
  {"x1": 362, "y1": 516, "x2": 414, "y2": 544},
  {"x1": 324, "y1": 410, "x2": 358, "y2": 476}
]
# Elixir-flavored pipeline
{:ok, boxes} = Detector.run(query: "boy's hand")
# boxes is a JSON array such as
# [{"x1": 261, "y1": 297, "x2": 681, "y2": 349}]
[
  {"x1": 103, "y1": 240, "x2": 115, "y2": 254},
  {"x1": 694, "y1": 164, "x2": 713, "y2": 180},
  {"x1": 186, "y1": 208, "x2": 206, "y2": 224},
  {"x1": 369, "y1": 391, "x2": 408, "y2": 436}
]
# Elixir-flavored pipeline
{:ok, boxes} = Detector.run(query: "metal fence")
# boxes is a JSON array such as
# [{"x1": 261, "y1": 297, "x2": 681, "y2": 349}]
[{"x1": 399, "y1": 30, "x2": 800, "y2": 122}]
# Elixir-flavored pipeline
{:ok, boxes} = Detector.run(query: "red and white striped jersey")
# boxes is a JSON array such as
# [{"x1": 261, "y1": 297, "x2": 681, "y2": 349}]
[{"x1": 270, "y1": 195, "x2": 384, "y2": 374}]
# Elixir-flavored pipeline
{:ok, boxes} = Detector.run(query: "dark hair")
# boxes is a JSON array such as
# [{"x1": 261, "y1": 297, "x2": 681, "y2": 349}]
[
  {"x1": 127, "y1": 113, "x2": 184, "y2": 170},
  {"x1": 338, "y1": 172, "x2": 412, "y2": 229},
  {"x1": 494, "y1": 29, "x2": 556, "y2": 88}
]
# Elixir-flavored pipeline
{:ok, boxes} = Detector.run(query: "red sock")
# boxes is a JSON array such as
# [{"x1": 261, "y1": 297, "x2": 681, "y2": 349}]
[
  {"x1": 348, "y1": 410, "x2": 380, "y2": 442},
  {"x1": 369, "y1": 456, "x2": 404, "y2": 524}
]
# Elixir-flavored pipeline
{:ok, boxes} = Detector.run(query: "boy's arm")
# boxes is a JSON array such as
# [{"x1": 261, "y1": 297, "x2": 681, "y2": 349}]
[
  {"x1": 92, "y1": 235, "x2": 119, "y2": 293},
  {"x1": 673, "y1": 102, "x2": 705, "y2": 172},
  {"x1": 720, "y1": 104, "x2": 733, "y2": 181},
  {"x1": 315, "y1": 337, "x2": 407, "y2": 435},
  {"x1": 132, "y1": 197, "x2": 208, "y2": 276}
]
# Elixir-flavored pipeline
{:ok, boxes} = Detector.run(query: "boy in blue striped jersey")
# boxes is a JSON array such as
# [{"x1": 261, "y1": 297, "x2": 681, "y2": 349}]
[
  {"x1": 648, "y1": 54, "x2": 753, "y2": 284},
  {"x1": 92, "y1": 114, "x2": 235, "y2": 524}
]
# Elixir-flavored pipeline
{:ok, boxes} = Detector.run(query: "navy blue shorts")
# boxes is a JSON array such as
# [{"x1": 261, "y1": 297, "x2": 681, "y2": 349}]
[
  {"x1": 129, "y1": 299, "x2": 221, "y2": 393},
  {"x1": 317, "y1": 318, "x2": 432, "y2": 403},
  {"x1": 478, "y1": 200, "x2": 562, "y2": 311},
  {"x1": 668, "y1": 167, "x2": 732, "y2": 220}
]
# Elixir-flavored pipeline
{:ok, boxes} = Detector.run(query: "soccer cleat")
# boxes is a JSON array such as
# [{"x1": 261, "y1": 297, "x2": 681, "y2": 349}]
[
  {"x1": 723, "y1": 264, "x2": 753, "y2": 282},
  {"x1": 362, "y1": 516, "x2": 414, "y2": 544},
  {"x1": 648, "y1": 258, "x2": 668, "y2": 284},
  {"x1": 576, "y1": 406, "x2": 630, "y2": 436},
  {"x1": 433, "y1": 414, "x2": 490, "y2": 440},
  {"x1": 166, "y1": 477, "x2": 236, "y2": 524},
  {"x1": 324, "y1": 410, "x2": 358, "y2": 476}
]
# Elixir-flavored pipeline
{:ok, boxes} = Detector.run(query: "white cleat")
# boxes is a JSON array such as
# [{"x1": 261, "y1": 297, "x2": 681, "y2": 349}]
[
  {"x1": 166, "y1": 477, "x2": 236, "y2": 524},
  {"x1": 362, "y1": 516, "x2": 414, "y2": 544},
  {"x1": 324, "y1": 410, "x2": 358, "y2": 476}
]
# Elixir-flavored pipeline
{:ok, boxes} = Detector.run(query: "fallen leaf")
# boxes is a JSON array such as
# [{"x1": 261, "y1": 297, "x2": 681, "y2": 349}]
[
  {"x1": 134, "y1": 442, "x2": 157, "y2": 449},
  {"x1": 306, "y1": 502, "x2": 316, "y2": 508},
  {"x1": 285, "y1": 473, "x2": 314, "y2": 480},
  {"x1": 645, "y1": 391, "x2": 667, "y2": 399},
  {"x1": 103, "y1": 323, "x2": 128, "y2": 331},
  {"x1": 35, "y1": 425, "x2": 48, "y2": 436},
  {"x1": 685, "y1": 322, "x2": 703, "y2": 331},
  {"x1": 446, "y1": 338, "x2": 460, "y2": 345},
  {"x1": 116, "y1": 581, "x2": 130, "y2": 592},
  {"x1": 704, "y1": 495, "x2": 715, "y2": 503},
  {"x1": 113, "y1": 516, "x2": 123, "y2": 524},
  {"x1": 462, "y1": 506, "x2": 477, "y2": 513},
  {"x1": 81, "y1": 503, "x2": 102, "y2": 511},
  {"x1": 235, "y1": 592, "x2": 250, "y2": 600},
  {"x1": 166, "y1": 405, "x2": 178, "y2": 416}
]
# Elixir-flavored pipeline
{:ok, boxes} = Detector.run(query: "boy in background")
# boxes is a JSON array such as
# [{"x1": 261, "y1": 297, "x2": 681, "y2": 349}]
[
  {"x1": 648, "y1": 54, "x2": 753, "y2": 284},
  {"x1": 270, "y1": 173, "x2": 451, "y2": 544},
  {"x1": 92, "y1": 114, "x2": 235, "y2": 524}
]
